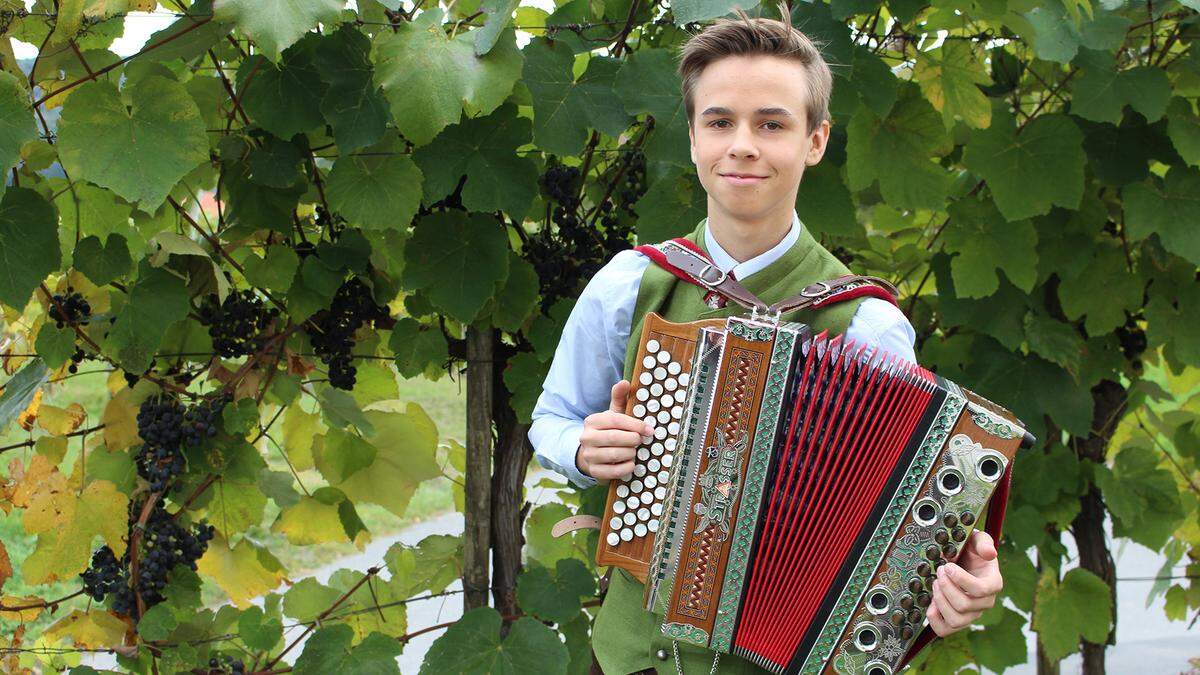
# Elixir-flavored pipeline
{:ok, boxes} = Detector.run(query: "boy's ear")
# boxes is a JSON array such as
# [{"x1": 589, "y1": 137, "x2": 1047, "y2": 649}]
[
  {"x1": 806, "y1": 119, "x2": 831, "y2": 166},
  {"x1": 689, "y1": 122, "x2": 696, "y2": 166}
]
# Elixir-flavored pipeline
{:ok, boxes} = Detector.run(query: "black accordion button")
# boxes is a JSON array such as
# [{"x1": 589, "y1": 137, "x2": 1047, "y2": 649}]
[
  {"x1": 952, "y1": 526, "x2": 968, "y2": 542},
  {"x1": 890, "y1": 610, "x2": 905, "y2": 626},
  {"x1": 916, "y1": 592, "x2": 931, "y2": 607},
  {"x1": 943, "y1": 512, "x2": 959, "y2": 528},
  {"x1": 934, "y1": 529, "x2": 950, "y2": 545},
  {"x1": 925, "y1": 544, "x2": 942, "y2": 560},
  {"x1": 901, "y1": 625, "x2": 915, "y2": 641},
  {"x1": 899, "y1": 594, "x2": 914, "y2": 610},
  {"x1": 907, "y1": 608, "x2": 923, "y2": 624},
  {"x1": 916, "y1": 562, "x2": 932, "y2": 578},
  {"x1": 961, "y1": 510, "x2": 976, "y2": 526},
  {"x1": 942, "y1": 543, "x2": 959, "y2": 558},
  {"x1": 908, "y1": 577, "x2": 923, "y2": 594}
]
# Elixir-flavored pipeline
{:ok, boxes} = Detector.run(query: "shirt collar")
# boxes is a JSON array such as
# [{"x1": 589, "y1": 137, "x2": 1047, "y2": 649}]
[{"x1": 703, "y1": 210, "x2": 803, "y2": 280}]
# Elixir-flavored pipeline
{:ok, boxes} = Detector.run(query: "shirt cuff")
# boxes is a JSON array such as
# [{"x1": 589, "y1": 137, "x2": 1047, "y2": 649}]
[{"x1": 559, "y1": 424, "x2": 598, "y2": 489}]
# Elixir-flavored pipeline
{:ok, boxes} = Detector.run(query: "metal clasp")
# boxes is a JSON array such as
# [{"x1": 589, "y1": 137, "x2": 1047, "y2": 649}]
[
  {"x1": 698, "y1": 263, "x2": 727, "y2": 287},
  {"x1": 749, "y1": 305, "x2": 782, "y2": 325},
  {"x1": 800, "y1": 281, "x2": 831, "y2": 298}
]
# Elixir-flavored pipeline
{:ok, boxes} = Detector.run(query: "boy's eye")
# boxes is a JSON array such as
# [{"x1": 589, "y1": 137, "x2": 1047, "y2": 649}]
[{"x1": 710, "y1": 120, "x2": 783, "y2": 130}]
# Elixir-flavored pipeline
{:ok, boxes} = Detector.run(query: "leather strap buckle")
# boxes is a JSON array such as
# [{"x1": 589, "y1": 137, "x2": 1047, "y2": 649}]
[
  {"x1": 698, "y1": 263, "x2": 727, "y2": 287},
  {"x1": 800, "y1": 281, "x2": 831, "y2": 298}
]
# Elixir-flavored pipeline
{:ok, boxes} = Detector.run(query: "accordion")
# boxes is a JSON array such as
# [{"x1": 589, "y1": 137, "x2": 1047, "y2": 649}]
[{"x1": 596, "y1": 312, "x2": 1032, "y2": 675}]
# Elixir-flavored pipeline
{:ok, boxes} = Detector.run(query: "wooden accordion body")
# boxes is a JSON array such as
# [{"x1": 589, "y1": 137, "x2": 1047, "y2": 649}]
[{"x1": 596, "y1": 313, "x2": 1032, "y2": 675}]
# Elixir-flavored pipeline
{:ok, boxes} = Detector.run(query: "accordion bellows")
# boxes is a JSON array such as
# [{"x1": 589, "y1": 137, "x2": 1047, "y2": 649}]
[{"x1": 596, "y1": 313, "x2": 1032, "y2": 675}]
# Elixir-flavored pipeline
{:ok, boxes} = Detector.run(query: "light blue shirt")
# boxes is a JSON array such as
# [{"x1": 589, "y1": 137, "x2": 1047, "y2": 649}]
[{"x1": 528, "y1": 211, "x2": 918, "y2": 488}]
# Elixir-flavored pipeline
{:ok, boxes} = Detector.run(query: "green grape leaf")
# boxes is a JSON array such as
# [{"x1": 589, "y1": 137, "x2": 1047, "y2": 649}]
[
  {"x1": 327, "y1": 403, "x2": 441, "y2": 517},
  {"x1": 22, "y1": 478, "x2": 129, "y2": 584},
  {"x1": 1123, "y1": 165, "x2": 1200, "y2": 266},
  {"x1": 634, "y1": 167, "x2": 706, "y2": 244},
  {"x1": 516, "y1": 558, "x2": 595, "y2": 624},
  {"x1": 521, "y1": 36, "x2": 632, "y2": 156},
  {"x1": 315, "y1": 427, "x2": 377, "y2": 483},
  {"x1": 962, "y1": 104, "x2": 1085, "y2": 221},
  {"x1": 283, "y1": 577, "x2": 342, "y2": 622},
  {"x1": 0, "y1": 187, "x2": 59, "y2": 310},
  {"x1": 213, "y1": 0, "x2": 343, "y2": 62},
  {"x1": 235, "y1": 37, "x2": 326, "y2": 140},
  {"x1": 373, "y1": 11, "x2": 522, "y2": 147},
  {"x1": 913, "y1": 40, "x2": 992, "y2": 129},
  {"x1": 272, "y1": 493, "x2": 355, "y2": 545},
  {"x1": 317, "y1": 386, "x2": 375, "y2": 434},
  {"x1": 846, "y1": 83, "x2": 953, "y2": 210},
  {"x1": 243, "y1": 244, "x2": 300, "y2": 293},
  {"x1": 246, "y1": 134, "x2": 305, "y2": 189},
  {"x1": 412, "y1": 101, "x2": 536, "y2": 220},
  {"x1": 386, "y1": 534, "x2": 463, "y2": 597},
  {"x1": 1145, "y1": 258, "x2": 1200, "y2": 368},
  {"x1": 1094, "y1": 441, "x2": 1184, "y2": 550},
  {"x1": 613, "y1": 48, "x2": 691, "y2": 167},
  {"x1": 491, "y1": 252, "x2": 539, "y2": 333},
  {"x1": 220, "y1": 152, "x2": 307, "y2": 234},
  {"x1": 943, "y1": 195, "x2": 1038, "y2": 297},
  {"x1": 402, "y1": 210, "x2": 510, "y2": 323},
  {"x1": 1166, "y1": 97, "x2": 1200, "y2": 168},
  {"x1": 502, "y1": 351, "x2": 550, "y2": 424},
  {"x1": 524, "y1": 502, "x2": 588, "y2": 565},
  {"x1": 0, "y1": 70, "x2": 37, "y2": 198},
  {"x1": 325, "y1": 151, "x2": 423, "y2": 231},
  {"x1": 795, "y1": 160, "x2": 860, "y2": 239},
  {"x1": 103, "y1": 262, "x2": 191, "y2": 374},
  {"x1": 1022, "y1": 5, "x2": 1081, "y2": 63},
  {"x1": 670, "y1": 0, "x2": 745, "y2": 23},
  {"x1": 1032, "y1": 568, "x2": 1112, "y2": 661},
  {"x1": 238, "y1": 605, "x2": 283, "y2": 652},
  {"x1": 474, "y1": 0, "x2": 521, "y2": 56},
  {"x1": 1057, "y1": 242, "x2": 1143, "y2": 336},
  {"x1": 35, "y1": 323, "x2": 75, "y2": 370},
  {"x1": 967, "y1": 606, "x2": 1028, "y2": 673},
  {"x1": 965, "y1": 336, "x2": 1093, "y2": 439},
  {"x1": 930, "y1": 255, "x2": 1030, "y2": 352},
  {"x1": 1070, "y1": 48, "x2": 1171, "y2": 124},
  {"x1": 419, "y1": 608, "x2": 568, "y2": 675},
  {"x1": 73, "y1": 234, "x2": 131, "y2": 287},
  {"x1": 57, "y1": 76, "x2": 208, "y2": 211},
  {"x1": 294, "y1": 625, "x2": 401, "y2": 675},
  {"x1": 313, "y1": 24, "x2": 389, "y2": 153},
  {"x1": 1023, "y1": 311, "x2": 1084, "y2": 376},
  {"x1": 388, "y1": 318, "x2": 450, "y2": 379}
]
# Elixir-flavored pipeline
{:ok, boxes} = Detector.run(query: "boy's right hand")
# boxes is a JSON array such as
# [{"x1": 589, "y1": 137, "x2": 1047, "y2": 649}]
[{"x1": 576, "y1": 379, "x2": 654, "y2": 483}]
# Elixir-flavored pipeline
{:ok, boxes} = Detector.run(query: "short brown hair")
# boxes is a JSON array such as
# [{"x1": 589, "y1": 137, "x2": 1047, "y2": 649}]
[{"x1": 676, "y1": 1, "x2": 833, "y2": 135}]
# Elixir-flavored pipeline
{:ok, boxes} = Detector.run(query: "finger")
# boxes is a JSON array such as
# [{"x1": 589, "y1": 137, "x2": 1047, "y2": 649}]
[
  {"x1": 609, "y1": 380, "x2": 631, "y2": 414},
  {"x1": 961, "y1": 530, "x2": 998, "y2": 566},
  {"x1": 590, "y1": 445, "x2": 638, "y2": 465},
  {"x1": 940, "y1": 561, "x2": 1002, "y2": 599},
  {"x1": 934, "y1": 574, "x2": 988, "y2": 614},
  {"x1": 590, "y1": 410, "x2": 654, "y2": 436},
  {"x1": 925, "y1": 602, "x2": 952, "y2": 637},
  {"x1": 589, "y1": 460, "x2": 634, "y2": 481},
  {"x1": 930, "y1": 576, "x2": 976, "y2": 632},
  {"x1": 584, "y1": 428, "x2": 645, "y2": 449}
]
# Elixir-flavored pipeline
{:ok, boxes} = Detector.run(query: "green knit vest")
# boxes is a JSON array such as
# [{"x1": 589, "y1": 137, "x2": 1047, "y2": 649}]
[{"x1": 593, "y1": 217, "x2": 870, "y2": 675}]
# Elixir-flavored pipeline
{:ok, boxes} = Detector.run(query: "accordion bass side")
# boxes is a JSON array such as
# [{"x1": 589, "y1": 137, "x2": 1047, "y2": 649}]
[{"x1": 597, "y1": 312, "x2": 1033, "y2": 675}]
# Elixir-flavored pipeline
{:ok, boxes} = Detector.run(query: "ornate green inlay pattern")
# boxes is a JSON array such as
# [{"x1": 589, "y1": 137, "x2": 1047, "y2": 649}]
[
  {"x1": 798, "y1": 393, "x2": 966, "y2": 674},
  {"x1": 709, "y1": 326, "x2": 799, "y2": 652},
  {"x1": 968, "y1": 404, "x2": 1019, "y2": 440},
  {"x1": 663, "y1": 622, "x2": 711, "y2": 646},
  {"x1": 730, "y1": 321, "x2": 773, "y2": 342}
]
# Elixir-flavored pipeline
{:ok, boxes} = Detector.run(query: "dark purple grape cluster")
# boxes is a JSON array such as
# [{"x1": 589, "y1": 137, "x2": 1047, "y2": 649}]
[
  {"x1": 48, "y1": 287, "x2": 91, "y2": 329},
  {"x1": 135, "y1": 395, "x2": 229, "y2": 492},
  {"x1": 525, "y1": 154, "x2": 641, "y2": 308},
  {"x1": 315, "y1": 204, "x2": 347, "y2": 242},
  {"x1": 79, "y1": 497, "x2": 215, "y2": 621},
  {"x1": 207, "y1": 655, "x2": 246, "y2": 674},
  {"x1": 197, "y1": 289, "x2": 280, "y2": 359},
  {"x1": 304, "y1": 277, "x2": 388, "y2": 390}
]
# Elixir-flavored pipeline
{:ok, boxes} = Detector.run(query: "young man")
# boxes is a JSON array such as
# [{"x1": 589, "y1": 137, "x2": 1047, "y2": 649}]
[{"x1": 529, "y1": 7, "x2": 1004, "y2": 673}]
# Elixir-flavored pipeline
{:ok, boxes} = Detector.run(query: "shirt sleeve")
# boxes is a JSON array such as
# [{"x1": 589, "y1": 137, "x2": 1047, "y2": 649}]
[
  {"x1": 844, "y1": 297, "x2": 918, "y2": 364},
  {"x1": 527, "y1": 249, "x2": 648, "y2": 488}
]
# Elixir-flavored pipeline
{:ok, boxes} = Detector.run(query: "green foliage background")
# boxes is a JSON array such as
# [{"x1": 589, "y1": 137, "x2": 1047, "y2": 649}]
[{"x1": 0, "y1": 0, "x2": 1195, "y2": 672}]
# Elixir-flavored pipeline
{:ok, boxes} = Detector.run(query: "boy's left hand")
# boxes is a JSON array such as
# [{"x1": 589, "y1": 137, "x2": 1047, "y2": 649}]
[{"x1": 926, "y1": 531, "x2": 1004, "y2": 636}]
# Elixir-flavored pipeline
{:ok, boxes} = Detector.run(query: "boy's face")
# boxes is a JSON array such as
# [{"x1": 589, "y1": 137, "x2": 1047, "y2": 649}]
[{"x1": 687, "y1": 54, "x2": 830, "y2": 225}]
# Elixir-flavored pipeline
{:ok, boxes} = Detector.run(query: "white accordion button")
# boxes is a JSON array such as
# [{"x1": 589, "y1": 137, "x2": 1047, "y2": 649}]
[
  {"x1": 660, "y1": 393, "x2": 674, "y2": 407},
  {"x1": 653, "y1": 366, "x2": 667, "y2": 380},
  {"x1": 626, "y1": 496, "x2": 639, "y2": 509},
  {"x1": 668, "y1": 421, "x2": 680, "y2": 435},
  {"x1": 671, "y1": 406, "x2": 683, "y2": 420},
  {"x1": 616, "y1": 484, "x2": 629, "y2": 498},
  {"x1": 654, "y1": 426, "x2": 667, "y2": 440},
  {"x1": 634, "y1": 523, "x2": 647, "y2": 538},
  {"x1": 651, "y1": 502, "x2": 663, "y2": 516},
  {"x1": 679, "y1": 373, "x2": 690, "y2": 386},
  {"x1": 647, "y1": 339, "x2": 660, "y2": 353},
  {"x1": 607, "y1": 532, "x2": 620, "y2": 546},
  {"x1": 623, "y1": 512, "x2": 636, "y2": 526},
  {"x1": 633, "y1": 404, "x2": 646, "y2": 417},
  {"x1": 662, "y1": 454, "x2": 673, "y2": 468},
  {"x1": 648, "y1": 519, "x2": 659, "y2": 533},
  {"x1": 634, "y1": 463, "x2": 647, "y2": 478},
  {"x1": 609, "y1": 516, "x2": 622, "y2": 530},
  {"x1": 639, "y1": 372, "x2": 653, "y2": 386},
  {"x1": 644, "y1": 474, "x2": 658, "y2": 489},
  {"x1": 650, "y1": 382, "x2": 663, "y2": 397},
  {"x1": 674, "y1": 389, "x2": 686, "y2": 403},
  {"x1": 664, "y1": 378, "x2": 678, "y2": 392},
  {"x1": 636, "y1": 388, "x2": 649, "y2": 402},
  {"x1": 648, "y1": 458, "x2": 661, "y2": 472},
  {"x1": 668, "y1": 361, "x2": 681, "y2": 375},
  {"x1": 656, "y1": 350, "x2": 671, "y2": 364},
  {"x1": 651, "y1": 442, "x2": 664, "y2": 456},
  {"x1": 640, "y1": 491, "x2": 653, "y2": 505},
  {"x1": 658, "y1": 470, "x2": 670, "y2": 483},
  {"x1": 613, "y1": 500, "x2": 626, "y2": 514},
  {"x1": 630, "y1": 479, "x2": 644, "y2": 492},
  {"x1": 653, "y1": 487, "x2": 666, "y2": 501},
  {"x1": 642, "y1": 355, "x2": 655, "y2": 369},
  {"x1": 637, "y1": 507, "x2": 650, "y2": 521},
  {"x1": 620, "y1": 528, "x2": 633, "y2": 542},
  {"x1": 647, "y1": 399, "x2": 661, "y2": 413},
  {"x1": 657, "y1": 410, "x2": 671, "y2": 424},
  {"x1": 665, "y1": 438, "x2": 677, "y2": 451},
  {"x1": 637, "y1": 447, "x2": 650, "y2": 461}
]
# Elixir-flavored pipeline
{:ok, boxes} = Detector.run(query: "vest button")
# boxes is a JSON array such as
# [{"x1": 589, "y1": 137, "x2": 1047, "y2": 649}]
[{"x1": 656, "y1": 648, "x2": 669, "y2": 661}]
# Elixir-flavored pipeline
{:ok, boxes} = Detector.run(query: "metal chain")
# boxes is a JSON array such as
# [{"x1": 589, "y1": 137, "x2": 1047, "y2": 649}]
[{"x1": 671, "y1": 640, "x2": 722, "y2": 675}]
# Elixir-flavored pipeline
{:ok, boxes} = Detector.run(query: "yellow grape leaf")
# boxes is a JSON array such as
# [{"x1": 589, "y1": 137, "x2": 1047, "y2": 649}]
[
  {"x1": 101, "y1": 386, "x2": 140, "y2": 451},
  {"x1": 331, "y1": 402, "x2": 440, "y2": 518},
  {"x1": 271, "y1": 496, "x2": 350, "y2": 546},
  {"x1": 197, "y1": 535, "x2": 286, "y2": 608},
  {"x1": 282, "y1": 404, "x2": 322, "y2": 471},
  {"x1": 43, "y1": 609, "x2": 129, "y2": 649},
  {"x1": 0, "y1": 539, "x2": 11, "y2": 590},
  {"x1": 9, "y1": 454, "x2": 60, "y2": 510},
  {"x1": 34, "y1": 436, "x2": 68, "y2": 463},
  {"x1": 17, "y1": 388, "x2": 43, "y2": 431},
  {"x1": 0, "y1": 596, "x2": 45, "y2": 623},
  {"x1": 22, "y1": 478, "x2": 128, "y2": 584},
  {"x1": 37, "y1": 402, "x2": 87, "y2": 436}
]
